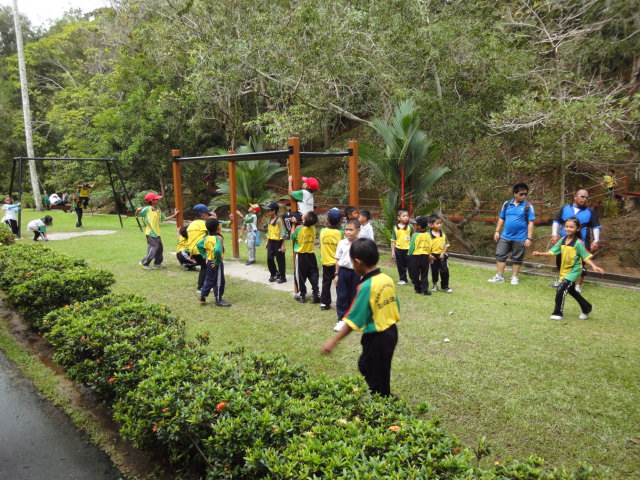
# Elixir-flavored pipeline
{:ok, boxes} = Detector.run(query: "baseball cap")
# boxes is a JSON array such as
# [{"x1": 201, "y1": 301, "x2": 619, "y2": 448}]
[
  {"x1": 302, "y1": 177, "x2": 319, "y2": 192},
  {"x1": 264, "y1": 201, "x2": 279, "y2": 212},
  {"x1": 192, "y1": 203, "x2": 212, "y2": 216},
  {"x1": 144, "y1": 192, "x2": 163, "y2": 202},
  {"x1": 249, "y1": 203, "x2": 261, "y2": 213},
  {"x1": 327, "y1": 208, "x2": 342, "y2": 222}
]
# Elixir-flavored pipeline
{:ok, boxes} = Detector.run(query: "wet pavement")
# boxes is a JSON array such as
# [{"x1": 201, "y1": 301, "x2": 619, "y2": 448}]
[{"x1": 0, "y1": 350, "x2": 121, "y2": 480}]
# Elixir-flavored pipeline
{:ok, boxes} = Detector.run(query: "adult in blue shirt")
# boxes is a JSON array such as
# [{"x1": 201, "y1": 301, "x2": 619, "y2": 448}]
[
  {"x1": 488, "y1": 183, "x2": 535, "y2": 285},
  {"x1": 549, "y1": 189, "x2": 601, "y2": 292}
]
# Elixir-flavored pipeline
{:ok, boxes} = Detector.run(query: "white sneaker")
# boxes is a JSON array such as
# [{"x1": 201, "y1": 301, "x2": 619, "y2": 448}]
[
  {"x1": 550, "y1": 314, "x2": 563, "y2": 320},
  {"x1": 549, "y1": 279, "x2": 561, "y2": 288},
  {"x1": 397, "y1": 280, "x2": 407, "y2": 286},
  {"x1": 578, "y1": 313, "x2": 589, "y2": 320},
  {"x1": 510, "y1": 276, "x2": 519, "y2": 285},
  {"x1": 432, "y1": 285, "x2": 439, "y2": 292},
  {"x1": 488, "y1": 274, "x2": 504, "y2": 283},
  {"x1": 442, "y1": 288, "x2": 454, "y2": 293},
  {"x1": 333, "y1": 320, "x2": 346, "y2": 331},
  {"x1": 574, "y1": 284, "x2": 583, "y2": 293}
]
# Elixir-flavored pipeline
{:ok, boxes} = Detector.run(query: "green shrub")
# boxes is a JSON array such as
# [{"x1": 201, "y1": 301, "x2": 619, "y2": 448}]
[{"x1": 0, "y1": 223, "x2": 15, "y2": 246}]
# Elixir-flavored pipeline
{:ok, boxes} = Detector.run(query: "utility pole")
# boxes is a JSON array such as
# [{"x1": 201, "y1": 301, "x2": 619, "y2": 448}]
[{"x1": 12, "y1": 0, "x2": 42, "y2": 210}]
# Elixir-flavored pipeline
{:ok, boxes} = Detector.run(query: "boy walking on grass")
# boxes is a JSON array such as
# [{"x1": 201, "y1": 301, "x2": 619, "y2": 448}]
[
  {"x1": 429, "y1": 215, "x2": 453, "y2": 293},
  {"x1": 319, "y1": 209, "x2": 343, "y2": 311},
  {"x1": 321, "y1": 238, "x2": 400, "y2": 397},
  {"x1": 291, "y1": 211, "x2": 320, "y2": 303},
  {"x1": 408, "y1": 216, "x2": 434, "y2": 295},
  {"x1": 391, "y1": 209, "x2": 413, "y2": 286},
  {"x1": 197, "y1": 218, "x2": 231, "y2": 307},
  {"x1": 136, "y1": 192, "x2": 178, "y2": 270},
  {"x1": 264, "y1": 202, "x2": 286, "y2": 283},
  {"x1": 333, "y1": 218, "x2": 361, "y2": 331}
]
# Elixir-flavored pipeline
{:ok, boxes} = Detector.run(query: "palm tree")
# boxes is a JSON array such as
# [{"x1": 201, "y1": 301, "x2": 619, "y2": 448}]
[
  {"x1": 362, "y1": 100, "x2": 449, "y2": 232},
  {"x1": 209, "y1": 136, "x2": 287, "y2": 209}
]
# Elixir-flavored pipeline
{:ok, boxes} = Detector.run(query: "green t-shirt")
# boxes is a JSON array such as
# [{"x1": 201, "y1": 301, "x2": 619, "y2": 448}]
[{"x1": 139, "y1": 206, "x2": 165, "y2": 237}]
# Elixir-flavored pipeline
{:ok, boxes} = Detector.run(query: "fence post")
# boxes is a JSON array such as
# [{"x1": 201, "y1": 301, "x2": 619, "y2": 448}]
[
  {"x1": 348, "y1": 140, "x2": 359, "y2": 208},
  {"x1": 171, "y1": 150, "x2": 183, "y2": 228},
  {"x1": 228, "y1": 151, "x2": 239, "y2": 259},
  {"x1": 288, "y1": 137, "x2": 301, "y2": 212}
]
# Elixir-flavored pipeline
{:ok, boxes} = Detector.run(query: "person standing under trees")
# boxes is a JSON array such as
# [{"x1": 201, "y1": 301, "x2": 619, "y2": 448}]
[
  {"x1": 602, "y1": 170, "x2": 617, "y2": 200},
  {"x1": 550, "y1": 189, "x2": 601, "y2": 293},
  {"x1": 2, "y1": 196, "x2": 21, "y2": 235},
  {"x1": 488, "y1": 183, "x2": 535, "y2": 285},
  {"x1": 236, "y1": 203, "x2": 260, "y2": 265},
  {"x1": 187, "y1": 204, "x2": 214, "y2": 291},
  {"x1": 76, "y1": 182, "x2": 94, "y2": 209},
  {"x1": 136, "y1": 192, "x2": 179, "y2": 270}
]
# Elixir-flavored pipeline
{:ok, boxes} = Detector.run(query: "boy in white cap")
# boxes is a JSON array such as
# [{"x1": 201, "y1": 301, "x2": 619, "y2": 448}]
[{"x1": 135, "y1": 192, "x2": 178, "y2": 270}]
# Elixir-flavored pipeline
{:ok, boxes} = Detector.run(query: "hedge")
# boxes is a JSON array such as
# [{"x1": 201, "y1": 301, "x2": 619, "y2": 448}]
[{"x1": 0, "y1": 244, "x2": 591, "y2": 479}]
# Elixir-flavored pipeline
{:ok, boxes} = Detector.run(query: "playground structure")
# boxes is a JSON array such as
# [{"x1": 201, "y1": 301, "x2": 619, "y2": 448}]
[
  {"x1": 9, "y1": 156, "x2": 138, "y2": 239},
  {"x1": 171, "y1": 137, "x2": 359, "y2": 259}
]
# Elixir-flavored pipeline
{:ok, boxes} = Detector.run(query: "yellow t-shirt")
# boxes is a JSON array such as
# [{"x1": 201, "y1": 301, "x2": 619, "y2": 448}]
[
  {"x1": 292, "y1": 225, "x2": 316, "y2": 253},
  {"x1": 429, "y1": 232, "x2": 449, "y2": 255},
  {"x1": 177, "y1": 236, "x2": 189, "y2": 253},
  {"x1": 391, "y1": 224, "x2": 413, "y2": 250},
  {"x1": 408, "y1": 232, "x2": 432, "y2": 255},
  {"x1": 267, "y1": 218, "x2": 283, "y2": 240},
  {"x1": 186, "y1": 219, "x2": 207, "y2": 253},
  {"x1": 139, "y1": 206, "x2": 165, "y2": 237},
  {"x1": 320, "y1": 227, "x2": 342, "y2": 266}
]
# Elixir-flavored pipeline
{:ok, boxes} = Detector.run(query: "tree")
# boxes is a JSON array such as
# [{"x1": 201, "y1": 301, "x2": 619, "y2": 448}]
[{"x1": 362, "y1": 100, "x2": 449, "y2": 232}]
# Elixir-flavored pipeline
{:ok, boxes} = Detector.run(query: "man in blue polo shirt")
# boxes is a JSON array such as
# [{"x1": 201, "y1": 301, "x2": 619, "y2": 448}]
[
  {"x1": 488, "y1": 183, "x2": 535, "y2": 285},
  {"x1": 549, "y1": 189, "x2": 601, "y2": 292}
]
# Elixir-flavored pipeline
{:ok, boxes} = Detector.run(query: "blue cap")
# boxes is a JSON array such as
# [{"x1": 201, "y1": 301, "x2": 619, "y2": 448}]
[
  {"x1": 327, "y1": 208, "x2": 342, "y2": 222},
  {"x1": 193, "y1": 204, "x2": 211, "y2": 216}
]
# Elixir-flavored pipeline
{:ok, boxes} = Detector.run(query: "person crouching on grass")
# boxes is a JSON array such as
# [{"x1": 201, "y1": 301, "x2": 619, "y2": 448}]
[
  {"x1": 533, "y1": 217, "x2": 604, "y2": 320},
  {"x1": 197, "y1": 217, "x2": 231, "y2": 307},
  {"x1": 136, "y1": 192, "x2": 179, "y2": 270},
  {"x1": 321, "y1": 238, "x2": 400, "y2": 397}
]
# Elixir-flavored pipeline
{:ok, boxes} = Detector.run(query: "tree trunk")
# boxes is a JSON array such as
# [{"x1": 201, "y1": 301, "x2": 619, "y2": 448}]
[
  {"x1": 13, "y1": 0, "x2": 42, "y2": 211},
  {"x1": 560, "y1": 136, "x2": 567, "y2": 205},
  {"x1": 437, "y1": 189, "x2": 481, "y2": 254}
]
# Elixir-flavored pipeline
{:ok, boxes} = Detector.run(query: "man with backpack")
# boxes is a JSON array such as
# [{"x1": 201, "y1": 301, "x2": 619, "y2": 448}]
[{"x1": 488, "y1": 183, "x2": 535, "y2": 285}]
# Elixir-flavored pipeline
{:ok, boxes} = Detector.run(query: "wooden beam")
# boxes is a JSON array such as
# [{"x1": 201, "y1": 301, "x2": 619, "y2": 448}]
[
  {"x1": 348, "y1": 140, "x2": 359, "y2": 207},
  {"x1": 228, "y1": 151, "x2": 239, "y2": 259},
  {"x1": 288, "y1": 137, "x2": 301, "y2": 212},
  {"x1": 171, "y1": 150, "x2": 183, "y2": 228}
]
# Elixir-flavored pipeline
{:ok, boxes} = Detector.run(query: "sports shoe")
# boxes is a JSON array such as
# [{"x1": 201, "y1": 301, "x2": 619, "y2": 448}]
[
  {"x1": 215, "y1": 300, "x2": 232, "y2": 307},
  {"x1": 549, "y1": 280, "x2": 561, "y2": 288},
  {"x1": 422, "y1": 290, "x2": 432, "y2": 296},
  {"x1": 294, "y1": 294, "x2": 306, "y2": 303},
  {"x1": 574, "y1": 284, "x2": 583, "y2": 293},
  {"x1": 268, "y1": 275, "x2": 278, "y2": 282},
  {"x1": 432, "y1": 285, "x2": 439, "y2": 292},
  {"x1": 333, "y1": 320, "x2": 346, "y2": 331},
  {"x1": 397, "y1": 280, "x2": 407, "y2": 286},
  {"x1": 550, "y1": 314, "x2": 563, "y2": 320},
  {"x1": 578, "y1": 313, "x2": 589, "y2": 320},
  {"x1": 312, "y1": 296, "x2": 321, "y2": 304},
  {"x1": 245, "y1": 260, "x2": 256, "y2": 265},
  {"x1": 140, "y1": 263, "x2": 154, "y2": 270},
  {"x1": 196, "y1": 289, "x2": 202, "y2": 294},
  {"x1": 510, "y1": 276, "x2": 519, "y2": 285},
  {"x1": 488, "y1": 274, "x2": 504, "y2": 283},
  {"x1": 199, "y1": 296, "x2": 206, "y2": 304},
  {"x1": 277, "y1": 277, "x2": 287, "y2": 284},
  {"x1": 320, "y1": 304, "x2": 330, "y2": 311},
  {"x1": 442, "y1": 288, "x2": 454, "y2": 293},
  {"x1": 155, "y1": 264, "x2": 167, "y2": 269}
]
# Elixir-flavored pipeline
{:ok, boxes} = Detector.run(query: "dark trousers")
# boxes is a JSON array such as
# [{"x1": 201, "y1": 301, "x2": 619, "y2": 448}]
[
  {"x1": 295, "y1": 252, "x2": 319, "y2": 298},
  {"x1": 74, "y1": 207, "x2": 83, "y2": 227},
  {"x1": 358, "y1": 324, "x2": 398, "y2": 397},
  {"x1": 79, "y1": 196, "x2": 89, "y2": 208},
  {"x1": 32, "y1": 231, "x2": 45, "y2": 241},
  {"x1": 394, "y1": 248, "x2": 409, "y2": 282},
  {"x1": 5, "y1": 219, "x2": 18, "y2": 235},
  {"x1": 192, "y1": 254, "x2": 207, "y2": 289},
  {"x1": 553, "y1": 279, "x2": 592, "y2": 316},
  {"x1": 201, "y1": 261, "x2": 225, "y2": 303},
  {"x1": 408, "y1": 255, "x2": 430, "y2": 293},
  {"x1": 431, "y1": 255, "x2": 450, "y2": 289},
  {"x1": 141, "y1": 235, "x2": 163, "y2": 266},
  {"x1": 336, "y1": 266, "x2": 360, "y2": 320},
  {"x1": 177, "y1": 251, "x2": 197, "y2": 269},
  {"x1": 320, "y1": 265, "x2": 335, "y2": 306},
  {"x1": 267, "y1": 240, "x2": 286, "y2": 278}
]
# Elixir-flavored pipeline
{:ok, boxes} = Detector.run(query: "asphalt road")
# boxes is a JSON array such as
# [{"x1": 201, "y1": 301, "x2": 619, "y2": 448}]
[{"x1": 0, "y1": 350, "x2": 121, "y2": 480}]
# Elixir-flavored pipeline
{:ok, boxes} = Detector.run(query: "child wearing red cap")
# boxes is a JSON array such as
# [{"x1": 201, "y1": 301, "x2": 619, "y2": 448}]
[
  {"x1": 284, "y1": 175, "x2": 319, "y2": 239},
  {"x1": 135, "y1": 192, "x2": 179, "y2": 270}
]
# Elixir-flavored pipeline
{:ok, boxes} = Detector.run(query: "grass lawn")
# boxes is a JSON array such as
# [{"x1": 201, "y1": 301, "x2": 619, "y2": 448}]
[{"x1": 17, "y1": 209, "x2": 640, "y2": 479}]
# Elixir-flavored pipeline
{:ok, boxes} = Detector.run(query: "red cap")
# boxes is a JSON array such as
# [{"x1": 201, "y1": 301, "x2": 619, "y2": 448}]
[
  {"x1": 249, "y1": 203, "x2": 261, "y2": 213},
  {"x1": 302, "y1": 177, "x2": 319, "y2": 192},
  {"x1": 144, "y1": 192, "x2": 163, "y2": 202}
]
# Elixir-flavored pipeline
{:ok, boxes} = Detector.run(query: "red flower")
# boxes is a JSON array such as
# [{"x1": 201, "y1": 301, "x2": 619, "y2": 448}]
[
  {"x1": 216, "y1": 402, "x2": 227, "y2": 412},
  {"x1": 108, "y1": 377, "x2": 116, "y2": 382},
  {"x1": 162, "y1": 407, "x2": 170, "y2": 412},
  {"x1": 25, "y1": 273, "x2": 30, "y2": 277},
  {"x1": 388, "y1": 425, "x2": 400, "y2": 432}
]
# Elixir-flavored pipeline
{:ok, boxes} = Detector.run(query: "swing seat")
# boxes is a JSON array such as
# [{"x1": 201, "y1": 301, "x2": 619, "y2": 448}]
[{"x1": 48, "y1": 202, "x2": 72, "y2": 213}]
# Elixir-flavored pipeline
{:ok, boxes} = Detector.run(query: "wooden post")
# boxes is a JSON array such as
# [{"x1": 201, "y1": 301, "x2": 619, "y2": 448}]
[
  {"x1": 348, "y1": 140, "x2": 359, "y2": 207},
  {"x1": 171, "y1": 150, "x2": 184, "y2": 228},
  {"x1": 228, "y1": 151, "x2": 239, "y2": 259},
  {"x1": 288, "y1": 137, "x2": 301, "y2": 212}
]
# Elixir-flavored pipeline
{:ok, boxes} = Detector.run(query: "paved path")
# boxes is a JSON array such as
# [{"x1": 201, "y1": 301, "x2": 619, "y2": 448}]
[{"x1": 0, "y1": 350, "x2": 121, "y2": 480}]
